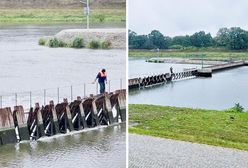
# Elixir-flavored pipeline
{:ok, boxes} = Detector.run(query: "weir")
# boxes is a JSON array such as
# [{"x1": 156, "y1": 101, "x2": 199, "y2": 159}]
[
  {"x1": 129, "y1": 61, "x2": 248, "y2": 89},
  {"x1": 0, "y1": 89, "x2": 126, "y2": 146}
]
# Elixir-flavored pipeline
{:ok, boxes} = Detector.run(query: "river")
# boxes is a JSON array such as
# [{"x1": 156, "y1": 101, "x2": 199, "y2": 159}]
[
  {"x1": 0, "y1": 124, "x2": 126, "y2": 168},
  {"x1": 0, "y1": 24, "x2": 126, "y2": 109},
  {"x1": 0, "y1": 24, "x2": 126, "y2": 167},
  {"x1": 129, "y1": 58, "x2": 248, "y2": 110}
]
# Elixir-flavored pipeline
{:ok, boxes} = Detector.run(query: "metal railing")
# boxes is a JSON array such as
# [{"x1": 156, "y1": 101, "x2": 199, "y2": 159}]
[{"x1": 0, "y1": 78, "x2": 125, "y2": 111}]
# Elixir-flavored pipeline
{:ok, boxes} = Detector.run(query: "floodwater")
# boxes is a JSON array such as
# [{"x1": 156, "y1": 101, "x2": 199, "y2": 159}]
[
  {"x1": 129, "y1": 58, "x2": 248, "y2": 110},
  {"x1": 0, "y1": 124, "x2": 126, "y2": 168},
  {"x1": 0, "y1": 24, "x2": 126, "y2": 108},
  {"x1": 0, "y1": 24, "x2": 126, "y2": 168}
]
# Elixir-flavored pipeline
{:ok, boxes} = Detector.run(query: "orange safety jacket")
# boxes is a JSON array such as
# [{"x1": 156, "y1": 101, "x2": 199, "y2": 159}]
[{"x1": 99, "y1": 71, "x2": 107, "y2": 77}]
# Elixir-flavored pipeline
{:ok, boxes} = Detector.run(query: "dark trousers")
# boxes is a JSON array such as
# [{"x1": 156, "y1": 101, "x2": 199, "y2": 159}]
[{"x1": 99, "y1": 82, "x2": 105, "y2": 94}]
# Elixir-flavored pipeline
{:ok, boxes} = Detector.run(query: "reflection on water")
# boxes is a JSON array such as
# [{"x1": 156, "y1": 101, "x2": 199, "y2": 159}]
[
  {"x1": 129, "y1": 58, "x2": 248, "y2": 110},
  {"x1": 0, "y1": 124, "x2": 126, "y2": 168}
]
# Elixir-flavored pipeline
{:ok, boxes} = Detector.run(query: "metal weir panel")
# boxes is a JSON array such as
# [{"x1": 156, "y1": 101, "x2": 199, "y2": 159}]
[{"x1": 0, "y1": 90, "x2": 126, "y2": 146}]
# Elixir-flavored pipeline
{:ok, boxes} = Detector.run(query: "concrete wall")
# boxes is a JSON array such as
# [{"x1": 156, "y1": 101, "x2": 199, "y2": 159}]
[{"x1": 0, "y1": 0, "x2": 126, "y2": 9}]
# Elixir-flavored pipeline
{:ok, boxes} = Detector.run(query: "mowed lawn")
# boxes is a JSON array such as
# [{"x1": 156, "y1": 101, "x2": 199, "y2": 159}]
[
  {"x1": 129, "y1": 104, "x2": 248, "y2": 151},
  {"x1": 129, "y1": 50, "x2": 248, "y2": 61},
  {"x1": 0, "y1": 8, "x2": 126, "y2": 25}
]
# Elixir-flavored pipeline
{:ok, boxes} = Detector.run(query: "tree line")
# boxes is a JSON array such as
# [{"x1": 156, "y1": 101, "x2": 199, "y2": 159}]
[{"x1": 129, "y1": 27, "x2": 248, "y2": 50}]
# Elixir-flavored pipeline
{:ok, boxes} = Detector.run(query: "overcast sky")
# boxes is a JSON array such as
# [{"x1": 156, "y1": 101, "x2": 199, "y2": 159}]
[{"x1": 128, "y1": 0, "x2": 248, "y2": 37}]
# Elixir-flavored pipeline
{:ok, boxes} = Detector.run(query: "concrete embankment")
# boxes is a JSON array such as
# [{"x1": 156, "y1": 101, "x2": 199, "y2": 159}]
[
  {"x1": 146, "y1": 57, "x2": 227, "y2": 65},
  {"x1": 53, "y1": 28, "x2": 126, "y2": 49}
]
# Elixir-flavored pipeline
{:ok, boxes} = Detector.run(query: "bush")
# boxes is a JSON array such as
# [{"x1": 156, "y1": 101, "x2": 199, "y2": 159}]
[
  {"x1": 48, "y1": 38, "x2": 60, "y2": 48},
  {"x1": 72, "y1": 37, "x2": 84, "y2": 48},
  {"x1": 58, "y1": 40, "x2": 67, "y2": 47},
  {"x1": 230, "y1": 103, "x2": 245, "y2": 113},
  {"x1": 89, "y1": 40, "x2": 101, "y2": 49},
  {"x1": 101, "y1": 41, "x2": 111, "y2": 49},
  {"x1": 96, "y1": 15, "x2": 105, "y2": 22},
  {"x1": 169, "y1": 45, "x2": 183, "y2": 50},
  {"x1": 38, "y1": 38, "x2": 46, "y2": 45}
]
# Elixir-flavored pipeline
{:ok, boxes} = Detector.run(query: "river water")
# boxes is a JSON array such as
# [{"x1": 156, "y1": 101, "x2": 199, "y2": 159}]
[
  {"x1": 0, "y1": 24, "x2": 126, "y2": 109},
  {"x1": 0, "y1": 24, "x2": 126, "y2": 167},
  {"x1": 129, "y1": 58, "x2": 248, "y2": 110},
  {"x1": 0, "y1": 124, "x2": 126, "y2": 168}
]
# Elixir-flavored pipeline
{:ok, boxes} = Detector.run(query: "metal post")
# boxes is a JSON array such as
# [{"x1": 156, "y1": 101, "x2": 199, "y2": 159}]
[
  {"x1": 108, "y1": 80, "x2": 111, "y2": 93},
  {"x1": 15, "y1": 93, "x2": 17, "y2": 106},
  {"x1": 96, "y1": 82, "x2": 98, "y2": 95},
  {"x1": 44, "y1": 89, "x2": 46, "y2": 105},
  {"x1": 30, "y1": 91, "x2": 32, "y2": 108},
  {"x1": 87, "y1": 0, "x2": 89, "y2": 29},
  {"x1": 0, "y1": 95, "x2": 2, "y2": 108},
  {"x1": 80, "y1": 0, "x2": 90, "y2": 29},
  {"x1": 120, "y1": 78, "x2": 122, "y2": 89},
  {"x1": 71, "y1": 85, "x2": 73, "y2": 102},
  {"x1": 57, "y1": 87, "x2": 60, "y2": 103},
  {"x1": 84, "y1": 83, "x2": 86, "y2": 97}
]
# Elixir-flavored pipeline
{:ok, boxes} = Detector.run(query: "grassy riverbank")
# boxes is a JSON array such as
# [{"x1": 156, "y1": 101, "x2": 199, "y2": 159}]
[
  {"x1": 0, "y1": 8, "x2": 125, "y2": 25},
  {"x1": 129, "y1": 50, "x2": 248, "y2": 61},
  {"x1": 129, "y1": 104, "x2": 248, "y2": 150}
]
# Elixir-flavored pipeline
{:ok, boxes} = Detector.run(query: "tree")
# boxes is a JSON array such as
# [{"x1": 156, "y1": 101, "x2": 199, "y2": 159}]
[
  {"x1": 171, "y1": 35, "x2": 191, "y2": 47},
  {"x1": 215, "y1": 27, "x2": 230, "y2": 47},
  {"x1": 190, "y1": 31, "x2": 213, "y2": 47},
  {"x1": 148, "y1": 30, "x2": 170, "y2": 49},
  {"x1": 228, "y1": 27, "x2": 248, "y2": 50}
]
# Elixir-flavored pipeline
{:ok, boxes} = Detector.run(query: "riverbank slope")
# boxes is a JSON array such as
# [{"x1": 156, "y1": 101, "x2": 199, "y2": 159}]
[
  {"x1": 129, "y1": 104, "x2": 248, "y2": 150},
  {"x1": 129, "y1": 50, "x2": 248, "y2": 61},
  {"x1": 0, "y1": 8, "x2": 125, "y2": 25}
]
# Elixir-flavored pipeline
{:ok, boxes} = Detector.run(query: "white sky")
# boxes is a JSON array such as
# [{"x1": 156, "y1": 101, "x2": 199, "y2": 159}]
[{"x1": 128, "y1": 0, "x2": 248, "y2": 37}]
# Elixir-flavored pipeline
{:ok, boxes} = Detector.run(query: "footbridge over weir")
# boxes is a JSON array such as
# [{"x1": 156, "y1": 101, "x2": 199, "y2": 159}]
[
  {"x1": 129, "y1": 61, "x2": 248, "y2": 89},
  {"x1": 0, "y1": 90, "x2": 126, "y2": 146}
]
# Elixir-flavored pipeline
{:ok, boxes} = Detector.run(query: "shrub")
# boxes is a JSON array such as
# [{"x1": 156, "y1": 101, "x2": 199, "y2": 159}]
[
  {"x1": 48, "y1": 38, "x2": 60, "y2": 48},
  {"x1": 38, "y1": 38, "x2": 46, "y2": 45},
  {"x1": 72, "y1": 37, "x2": 84, "y2": 48},
  {"x1": 89, "y1": 40, "x2": 101, "y2": 49},
  {"x1": 96, "y1": 15, "x2": 105, "y2": 22},
  {"x1": 230, "y1": 103, "x2": 245, "y2": 113},
  {"x1": 169, "y1": 45, "x2": 183, "y2": 50},
  {"x1": 58, "y1": 40, "x2": 67, "y2": 47},
  {"x1": 101, "y1": 41, "x2": 111, "y2": 49}
]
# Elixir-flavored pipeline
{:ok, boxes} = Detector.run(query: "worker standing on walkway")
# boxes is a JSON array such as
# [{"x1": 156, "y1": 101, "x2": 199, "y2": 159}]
[
  {"x1": 93, "y1": 69, "x2": 107, "y2": 94},
  {"x1": 170, "y1": 66, "x2": 174, "y2": 74}
]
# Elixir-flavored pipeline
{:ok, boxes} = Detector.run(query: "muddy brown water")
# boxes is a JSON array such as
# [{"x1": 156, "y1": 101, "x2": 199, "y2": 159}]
[
  {"x1": 0, "y1": 124, "x2": 126, "y2": 168},
  {"x1": 0, "y1": 24, "x2": 126, "y2": 168},
  {"x1": 0, "y1": 24, "x2": 126, "y2": 109}
]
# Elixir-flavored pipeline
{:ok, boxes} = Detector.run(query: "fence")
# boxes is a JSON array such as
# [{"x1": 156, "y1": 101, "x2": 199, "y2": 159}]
[{"x1": 0, "y1": 78, "x2": 125, "y2": 111}]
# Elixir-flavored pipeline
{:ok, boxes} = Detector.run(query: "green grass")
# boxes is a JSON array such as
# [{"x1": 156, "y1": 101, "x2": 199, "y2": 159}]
[
  {"x1": 0, "y1": 8, "x2": 125, "y2": 25},
  {"x1": 129, "y1": 104, "x2": 248, "y2": 151},
  {"x1": 129, "y1": 49, "x2": 248, "y2": 61}
]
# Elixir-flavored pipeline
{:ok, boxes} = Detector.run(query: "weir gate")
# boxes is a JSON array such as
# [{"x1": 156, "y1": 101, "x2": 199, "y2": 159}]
[
  {"x1": 0, "y1": 90, "x2": 126, "y2": 146},
  {"x1": 129, "y1": 61, "x2": 248, "y2": 89}
]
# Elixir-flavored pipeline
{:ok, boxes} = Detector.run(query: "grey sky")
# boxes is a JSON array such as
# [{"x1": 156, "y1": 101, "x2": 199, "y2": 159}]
[{"x1": 129, "y1": 0, "x2": 248, "y2": 37}]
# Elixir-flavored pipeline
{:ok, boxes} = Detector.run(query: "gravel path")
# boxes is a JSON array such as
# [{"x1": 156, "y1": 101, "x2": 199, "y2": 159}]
[{"x1": 129, "y1": 134, "x2": 248, "y2": 168}]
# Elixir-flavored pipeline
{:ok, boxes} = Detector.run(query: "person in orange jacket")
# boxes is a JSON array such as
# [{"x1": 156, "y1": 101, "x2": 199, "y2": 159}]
[{"x1": 93, "y1": 69, "x2": 107, "y2": 94}]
